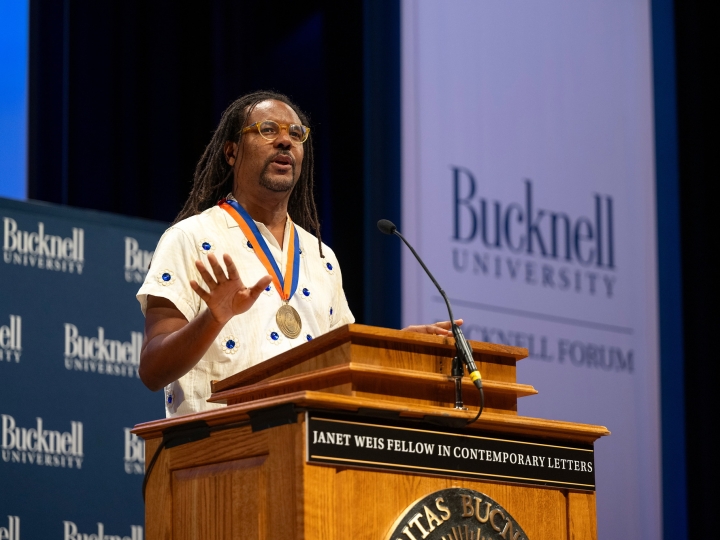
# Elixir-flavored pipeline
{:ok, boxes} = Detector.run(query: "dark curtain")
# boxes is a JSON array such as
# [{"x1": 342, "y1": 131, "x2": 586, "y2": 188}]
[{"x1": 675, "y1": 0, "x2": 719, "y2": 536}]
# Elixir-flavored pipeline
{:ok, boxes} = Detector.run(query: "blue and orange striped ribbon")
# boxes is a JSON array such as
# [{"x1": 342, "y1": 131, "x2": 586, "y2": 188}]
[{"x1": 219, "y1": 199, "x2": 300, "y2": 302}]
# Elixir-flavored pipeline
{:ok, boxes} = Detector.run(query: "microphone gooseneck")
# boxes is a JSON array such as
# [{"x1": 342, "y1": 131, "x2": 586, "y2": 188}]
[{"x1": 376, "y1": 219, "x2": 484, "y2": 424}]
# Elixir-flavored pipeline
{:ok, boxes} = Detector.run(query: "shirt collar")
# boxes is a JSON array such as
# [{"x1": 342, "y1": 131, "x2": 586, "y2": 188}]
[{"x1": 221, "y1": 201, "x2": 290, "y2": 251}]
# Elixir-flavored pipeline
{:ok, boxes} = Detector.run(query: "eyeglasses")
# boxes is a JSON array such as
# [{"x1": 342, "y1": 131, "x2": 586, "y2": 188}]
[{"x1": 241, "y1": 120, "x2": 310, "y2": 144}]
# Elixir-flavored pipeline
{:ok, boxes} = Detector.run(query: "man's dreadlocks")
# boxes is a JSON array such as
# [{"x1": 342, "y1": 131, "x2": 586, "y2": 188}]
[{"x1": 173, "y1": 91, "x2": 323, "y2": 255}]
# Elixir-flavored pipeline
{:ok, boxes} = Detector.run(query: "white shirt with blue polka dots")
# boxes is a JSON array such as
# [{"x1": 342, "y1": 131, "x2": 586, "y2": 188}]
[{"x1": 137, "y1": 205, "x2": 354, "y2": 417}]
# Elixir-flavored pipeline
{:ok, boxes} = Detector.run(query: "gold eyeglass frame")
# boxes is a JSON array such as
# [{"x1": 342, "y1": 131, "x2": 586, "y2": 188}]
[{"x1": 241, "y1": 120, "x2": 311, "y2": 144}]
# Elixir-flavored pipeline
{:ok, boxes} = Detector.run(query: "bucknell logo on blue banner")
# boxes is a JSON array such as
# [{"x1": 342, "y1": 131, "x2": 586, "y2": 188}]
[
  {"x1": 63, "y1": 324, "x2": 142, "y2": 378},
  {"x1": 124, "y1": 237, "x2": 154, "y2": 284},
  {"x1": 1, "y1": 197, "x2": 164, "y2": 536},
  {"x1": 1, "y1": 315, "x2": 22, "y2": 363},
  {"x1": 62, "y1": 522, "x2": 143, "y2": 540},
  {"x1": 123, "y1": 428, "x2": 145, "y2": 475},
  {"x1": 2, "y1": 217, "x2": 84, "y2": 274},
  {"x1": 1, "y1": 414, "x2": 84, "y2": 469},
  {"x1": 0, "y1": 516, "x2": 20, "y2": 540}
]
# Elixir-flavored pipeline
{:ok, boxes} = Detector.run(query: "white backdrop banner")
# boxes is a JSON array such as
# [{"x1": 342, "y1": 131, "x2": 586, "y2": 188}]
[{"x1": 401, "y1": 1, "x2": 660, "y2": 538}]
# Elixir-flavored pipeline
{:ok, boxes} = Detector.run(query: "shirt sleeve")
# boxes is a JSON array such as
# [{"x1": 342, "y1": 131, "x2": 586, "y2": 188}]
[{"x1": 137, "y1": 227, "x2": 202, "y2": 322}]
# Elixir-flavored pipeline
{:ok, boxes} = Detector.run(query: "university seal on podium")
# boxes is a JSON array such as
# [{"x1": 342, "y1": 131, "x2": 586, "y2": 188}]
[{"x1": 385, "y1": 488, "x2": 528, "y2": 540}]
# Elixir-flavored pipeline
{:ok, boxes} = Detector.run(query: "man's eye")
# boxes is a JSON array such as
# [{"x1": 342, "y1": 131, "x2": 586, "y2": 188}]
[
  {"x1": 260, "y1": 126, "x2": 278, "y2": 135},
  {"x1": 289, "y1": 126, "x2": 304, "y2": 139}
]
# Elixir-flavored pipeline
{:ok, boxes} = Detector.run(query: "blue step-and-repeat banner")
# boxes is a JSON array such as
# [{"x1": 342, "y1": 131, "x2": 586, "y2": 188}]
[{"x1": 1, "y1": 197, "x2": 166, "y2": 539}]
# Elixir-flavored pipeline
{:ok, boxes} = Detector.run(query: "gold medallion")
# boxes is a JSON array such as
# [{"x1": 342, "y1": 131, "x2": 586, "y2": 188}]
[{"x1": 276, "y1": 303, "x2": 302, "y2": 339}]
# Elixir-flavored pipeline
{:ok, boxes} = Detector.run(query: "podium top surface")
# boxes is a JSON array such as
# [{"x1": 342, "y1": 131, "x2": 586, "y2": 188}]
[
  {"x1": 212, "y1": 324, "x2": 528, "y2": 393},
  {"x1": 132, "y1": 390, "x2": 610, "y2": 444}
]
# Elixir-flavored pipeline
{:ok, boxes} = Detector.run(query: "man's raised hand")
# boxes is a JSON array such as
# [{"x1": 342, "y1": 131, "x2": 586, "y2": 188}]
[{"x1": 189, "y1": 253, "x2": 272, "y2": 325}]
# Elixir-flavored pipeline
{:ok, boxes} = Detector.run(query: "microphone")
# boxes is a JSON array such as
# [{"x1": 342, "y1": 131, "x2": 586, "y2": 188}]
[
  {"x1": 376, "y1": 219, "x2": 397, "y2": 235},
  {"x1": 376, "y1": 219, "x2": 483, "y2": 394}
]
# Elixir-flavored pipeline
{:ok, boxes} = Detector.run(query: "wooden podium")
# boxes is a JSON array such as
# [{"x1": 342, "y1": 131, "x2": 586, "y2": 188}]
[{"x1": 133, "y1": 324, "x2": 609, "y2": 539}]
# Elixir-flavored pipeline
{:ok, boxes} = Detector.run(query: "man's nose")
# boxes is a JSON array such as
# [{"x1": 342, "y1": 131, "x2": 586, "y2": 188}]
[{"x1": 274, "y1": 127, "x2": 293, "y2": 149}]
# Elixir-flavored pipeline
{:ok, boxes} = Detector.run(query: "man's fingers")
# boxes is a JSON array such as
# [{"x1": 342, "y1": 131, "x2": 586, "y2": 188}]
[
  {"x1": 223, "y1": 253, "x2": 241, "y2": 282},
  {"x1": 247, "y1": 275, "x2": 272, "y2": 300},
  {"x1": 189, "y1": 279, "x2": 210, "y2": 302},
  {"x1": 403, "y1": 325, "x2": 419, "y2": 333},
  {"x1": 434, "y1": 319, "x2": 463, "y2": 330},
  {"x1": 401, "y1": 323, "x2": 456, "y2": 336},
  {"x1": 194, "y1": 260, "x2": 218, "y2": 289},
  {"x1": 232, "y1": 275, "x2": 272, "y2": 313},
  {"x1": 402, "y1": 324, "x2": 445, "y2": 335},
  {"x1": 207, "y1": 253, "x2": 228, "y2": 283},
  {"x1": 424, "y1": 325, "x2": 453, "y2": 336}
]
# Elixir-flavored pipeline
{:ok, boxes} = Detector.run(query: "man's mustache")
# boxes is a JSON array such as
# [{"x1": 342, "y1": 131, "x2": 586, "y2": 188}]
[{"x1": 265, "y1": 151, "x2": 296, "y2": 168}]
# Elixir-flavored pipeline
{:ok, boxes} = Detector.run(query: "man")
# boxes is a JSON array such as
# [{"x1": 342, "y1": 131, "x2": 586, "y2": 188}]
[{"x1": 137, "y1": 91, "x2": 456, "y2": 417}]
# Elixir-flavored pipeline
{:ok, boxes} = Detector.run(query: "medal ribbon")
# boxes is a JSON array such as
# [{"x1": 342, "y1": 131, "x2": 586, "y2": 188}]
[{"x1": 219, "y1": 200, "x2": 300, "y2": 302}]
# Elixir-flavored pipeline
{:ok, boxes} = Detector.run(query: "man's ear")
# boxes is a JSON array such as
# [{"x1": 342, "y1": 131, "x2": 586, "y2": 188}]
[{"x1": 223, "y1": 141, "x2": 238, "y2": 166}]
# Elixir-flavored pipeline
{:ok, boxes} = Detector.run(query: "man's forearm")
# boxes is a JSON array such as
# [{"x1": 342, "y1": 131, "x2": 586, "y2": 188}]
[{"x1": 139, "y1": 309, "x2": 226, "y2": 391}]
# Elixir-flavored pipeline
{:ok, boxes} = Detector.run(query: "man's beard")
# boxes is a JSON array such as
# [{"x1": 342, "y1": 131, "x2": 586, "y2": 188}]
[{"x1": 258, "y1": 154, "x2": 296, "y2": 192}]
